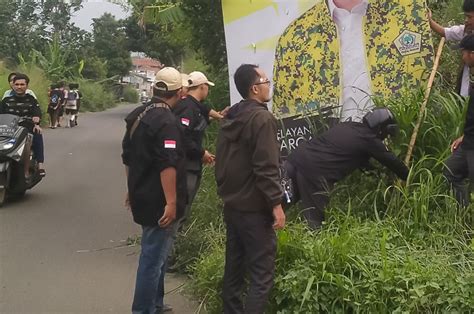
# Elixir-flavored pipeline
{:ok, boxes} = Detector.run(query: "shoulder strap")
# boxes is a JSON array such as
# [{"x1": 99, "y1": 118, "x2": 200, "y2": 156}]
[{"x1": 129, "y1": 102, "x2": 169, "y2": 140}]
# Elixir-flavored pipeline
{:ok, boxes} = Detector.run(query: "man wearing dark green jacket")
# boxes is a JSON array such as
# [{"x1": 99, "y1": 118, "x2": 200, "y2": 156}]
[{"x1": 215, "y1": 64, "x2": 285, "y2": 314}]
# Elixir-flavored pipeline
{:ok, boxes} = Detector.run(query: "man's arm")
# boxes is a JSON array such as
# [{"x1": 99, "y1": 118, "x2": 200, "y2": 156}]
[
  {"x1": 124, "y1": 165, "x2": 130, "y2": 209},
  {"x1": 451, "y1": 135, "x2": 464, "y2": 152},
  {"x1": 428, "y1": 10, "x2": 446, "y2": 37},
  {"x1": 0, "y1": 98, "x2": 6, "y2": 114},
  {"x1": 368, "y1": 140, "x2": 409, "y2": 180},
  {"x1": 122, "y1": 126, "x2": 132, "y2": 210},
  {"x1": 428, "y1": 9, "x2": 465, "y2": 41},
  {"x1": 159, "y1": 167, "x2": 177, "y2": 227},
  {"x1": 154, "y1": 118, "x2": 182, "y2": 227},
  {"x1": 121, "y1": 127, "x2": 132, "y2": 166},
  {"x1": 252, "y1": 113, "x2": 284, "y2": 196},
  {"x1": 251, "y1": 112, "x2": 285, "y2": 228}
]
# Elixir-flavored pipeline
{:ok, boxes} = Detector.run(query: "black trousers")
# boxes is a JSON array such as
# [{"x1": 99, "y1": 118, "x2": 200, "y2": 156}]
[
  {"x1": 295, "y1": 171, "x2": 331, "y2": 230},
  {"x1": 222, "y1": 209, "x2": 276, "y2": 314},
  {"x1": 177, "y1": 170, "x2": 202, "y2": 226},
  {"x1": 443, "y1": 146, "x2": 474, "y2": 207}
]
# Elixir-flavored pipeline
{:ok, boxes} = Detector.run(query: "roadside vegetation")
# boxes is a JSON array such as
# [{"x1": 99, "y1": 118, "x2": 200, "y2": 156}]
[{"x1": 134, "y1": 0, "x2": 474, "y2": 312}]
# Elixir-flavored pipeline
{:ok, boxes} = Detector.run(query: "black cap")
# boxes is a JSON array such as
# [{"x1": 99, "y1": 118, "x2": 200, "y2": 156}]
[{"x1": 459, "y1": 34, "x2": 474, "y2": 51}]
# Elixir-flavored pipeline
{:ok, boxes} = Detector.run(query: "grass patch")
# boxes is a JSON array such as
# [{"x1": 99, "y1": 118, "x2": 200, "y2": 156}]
[{"x1": 77, "y1": 79, "x2": 116, "y2": 112}]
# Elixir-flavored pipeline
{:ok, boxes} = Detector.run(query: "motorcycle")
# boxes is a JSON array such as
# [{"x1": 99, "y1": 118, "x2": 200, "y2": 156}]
[{"x1": 0, "y1": 114, "x2": 43, "y2": 206}]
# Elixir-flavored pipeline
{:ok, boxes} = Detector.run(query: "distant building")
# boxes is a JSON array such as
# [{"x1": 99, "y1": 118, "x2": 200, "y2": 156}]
[{"x1": 122, "y1": 54, "x2": 163, "y2": 95}]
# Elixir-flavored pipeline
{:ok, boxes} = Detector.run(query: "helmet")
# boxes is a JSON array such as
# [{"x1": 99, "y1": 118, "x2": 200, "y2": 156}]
[{"x1": 363, "y1": 108, "x2": 399, "y2": 139}]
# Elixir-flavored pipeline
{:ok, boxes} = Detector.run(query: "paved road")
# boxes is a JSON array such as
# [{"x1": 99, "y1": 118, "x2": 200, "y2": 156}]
[{"x1": 0, "y1": 105, "x2": 197, "y2": 314}]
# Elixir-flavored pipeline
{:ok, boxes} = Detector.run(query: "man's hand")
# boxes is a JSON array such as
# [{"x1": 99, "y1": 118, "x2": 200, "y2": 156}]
[
  {"x1": 202, "y1": 150, "x2": 216, "y2": 165},
  {"x1": 33, "y1": 125, "x2": 42, "y2": 134},
  {"x1": 451, "y1": 135, "x2": 464, "y2": 152},
  {"x1": 32, "y1": 116, "x2": 40, "y2": 124},
  {"x1": 219, "y1": 106, "x2": 230, "y2": 117},
  {"x1": 272, "y1": 204, "x2": 286, "y2": 230},
  {"x1": 159, "y1": 202, "x2": 176, "y2": 228},
  {"x1": 427, "y1": 8, "x2": 432, "y2": 20}
]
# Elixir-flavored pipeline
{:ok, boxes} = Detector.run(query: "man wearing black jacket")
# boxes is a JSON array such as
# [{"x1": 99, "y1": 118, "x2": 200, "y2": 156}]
[
  {"x1": 172, "y1": 71, "x2": 216, "y2": 223},
  {"x1": 287, "y1": 107, "x2": 409, "y2": 229},
  {"x1": 122, "y1": 67, "x2": 187, "y2": 314},
  {"x1": 215, "y1": 64, "x2": 285, "y2": 314}
]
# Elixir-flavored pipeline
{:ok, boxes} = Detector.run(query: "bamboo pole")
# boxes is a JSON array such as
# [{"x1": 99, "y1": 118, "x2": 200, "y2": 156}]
[{"x1": 404, "y1": 37, "x2": 446, "y2": 166}]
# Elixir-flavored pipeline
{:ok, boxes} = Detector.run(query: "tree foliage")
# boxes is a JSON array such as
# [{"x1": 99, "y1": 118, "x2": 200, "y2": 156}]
[
  {"x1": 0, "y1": 0, "x2": 84, "y2": 65},
  {"x1": 128, "y1": 0, "x2": 227, "y2": 72},
  {"x1": 180, "y1": 0, "x2": 226, "y2": 73},
  {"x1": 19, "y1": 36, "x2": 84, "y2": 82},
  {"x1": 123, "y1": 14, "x2": 185, "y2": 67},
  {"x1": 92, "y1": 13, "x2": 133, "y2": 77}
]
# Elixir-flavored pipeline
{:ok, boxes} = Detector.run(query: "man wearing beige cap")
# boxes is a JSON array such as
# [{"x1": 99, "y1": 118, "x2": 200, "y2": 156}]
[
  {"x1": 122, "y1": 66, "x2": 187, "y2": 314},
  {"x1": 172, "y1": 71, "x2": 221, "y2": 227}
]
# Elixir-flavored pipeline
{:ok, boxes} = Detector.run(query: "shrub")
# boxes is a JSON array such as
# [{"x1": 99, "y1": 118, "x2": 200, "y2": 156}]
[
  {"x1": 77, "y1": 79, "x2": 116, "y2": 112},
  {"x1": 123, "y1": 85, "x2": 139, "y2": 103}
]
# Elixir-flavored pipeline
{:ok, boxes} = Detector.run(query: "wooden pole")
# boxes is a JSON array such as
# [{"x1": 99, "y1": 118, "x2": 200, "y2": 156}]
[{"x1": 404, "y1": 37, "x2": 446, "y2": 166}]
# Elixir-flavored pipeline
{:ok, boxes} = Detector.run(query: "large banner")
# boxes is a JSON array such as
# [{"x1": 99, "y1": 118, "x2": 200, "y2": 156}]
[{"x1": 222, "y1": 0, "x2": 434, "y2": 154}]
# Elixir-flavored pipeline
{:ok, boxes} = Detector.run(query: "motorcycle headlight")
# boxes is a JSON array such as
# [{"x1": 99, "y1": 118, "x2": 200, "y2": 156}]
[{"x1": 3, "y1": 143, "x2": 13, "y2": 149}]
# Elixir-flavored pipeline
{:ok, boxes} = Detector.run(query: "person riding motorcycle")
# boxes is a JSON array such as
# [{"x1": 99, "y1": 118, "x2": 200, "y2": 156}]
[{"x1": 0, "y1": 73, "x2": 44, "y2": 180}]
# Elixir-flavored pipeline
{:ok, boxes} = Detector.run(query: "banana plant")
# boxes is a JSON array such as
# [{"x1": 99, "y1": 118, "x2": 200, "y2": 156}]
[
  {"x1": 143, "y1": 2, "x2": 184, "y2": 24},
  {"x1": 106, "y1": 0, "x2": 184, "y2": 25},
  {"x1": 18, "y1": 35, "x2": 84, "y2": 81}
]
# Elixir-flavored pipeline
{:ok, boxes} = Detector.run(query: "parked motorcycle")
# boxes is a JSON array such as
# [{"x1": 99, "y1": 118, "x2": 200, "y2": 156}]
[{"x1": 0, "y1": 114, "x2": 43, "y2": 206}]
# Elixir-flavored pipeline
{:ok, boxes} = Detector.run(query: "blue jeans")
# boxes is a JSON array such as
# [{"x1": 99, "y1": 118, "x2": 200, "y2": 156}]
[
  {"x1": 32, "y1": 133, "x2": 44, "y2": 163},
  {"x1": 132, "y1": 224, "x2": 176, "y2": 314}
]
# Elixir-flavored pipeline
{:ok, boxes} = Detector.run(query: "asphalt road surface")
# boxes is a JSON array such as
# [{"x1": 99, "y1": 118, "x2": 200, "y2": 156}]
[{"x1": 0, "y1": 104, "x2": 197, "y2": 314}]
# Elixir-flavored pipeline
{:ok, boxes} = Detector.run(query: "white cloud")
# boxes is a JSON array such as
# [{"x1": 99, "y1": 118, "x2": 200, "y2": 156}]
[{"x1": 71, "y1": 0, "x2": 130, "y2": 32}]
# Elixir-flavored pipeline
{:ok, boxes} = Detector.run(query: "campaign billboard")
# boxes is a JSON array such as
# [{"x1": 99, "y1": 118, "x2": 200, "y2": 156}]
[{"x1": 222, "y1": 0, "x2": 434, "y2": 154}]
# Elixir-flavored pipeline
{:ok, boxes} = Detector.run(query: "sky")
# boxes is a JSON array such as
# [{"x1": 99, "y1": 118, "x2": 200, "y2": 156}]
[{"x1": 71, "y1": 0, "x2": 130, "y2": 32}]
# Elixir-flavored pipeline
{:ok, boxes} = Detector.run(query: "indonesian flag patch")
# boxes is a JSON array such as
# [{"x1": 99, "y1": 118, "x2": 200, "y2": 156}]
[
  {"x1": 164, "y1": 140, "x2": 176, "y2": 149},
  {"x1": 181, "y1": 118, "x2": 190, "y2": 126}
]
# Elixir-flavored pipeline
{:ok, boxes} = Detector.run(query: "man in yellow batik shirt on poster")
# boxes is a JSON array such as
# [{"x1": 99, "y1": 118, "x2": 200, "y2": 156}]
[{"x1": 273, "y1": 0, "x2": 434, "y2": 123}]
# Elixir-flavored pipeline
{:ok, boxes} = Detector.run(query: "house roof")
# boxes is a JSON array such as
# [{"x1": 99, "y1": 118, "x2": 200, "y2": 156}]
[{"x1": 132, "y1": 57, "x2": 163, "y2": 73}]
